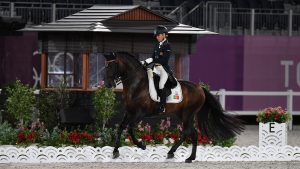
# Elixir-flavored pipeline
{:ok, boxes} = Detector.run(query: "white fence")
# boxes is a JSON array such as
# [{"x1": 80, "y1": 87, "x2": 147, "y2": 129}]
[
  {"x1": 1, "y1": 89, "x2": 299, "y2": 129},
  {"x1": 1, "y1": 145, "x2": 300, "y2": 162},
  {"x1": 211, "y1": 89, "x2": 300, "y2": 130}
]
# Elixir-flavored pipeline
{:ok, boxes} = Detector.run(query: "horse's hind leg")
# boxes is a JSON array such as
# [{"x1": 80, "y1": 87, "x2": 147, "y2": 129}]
[
  {"x1": 167, "y1": 117, "x2": 192, "y2": 159},
  {"x1": 185, "y1": 127, "x2": 198, "y2": 163}
]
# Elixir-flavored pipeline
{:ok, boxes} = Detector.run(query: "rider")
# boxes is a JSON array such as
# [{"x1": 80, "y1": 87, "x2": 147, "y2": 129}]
[{"x1": 141, "y1": 25, "x2": 172, "y2": 113}]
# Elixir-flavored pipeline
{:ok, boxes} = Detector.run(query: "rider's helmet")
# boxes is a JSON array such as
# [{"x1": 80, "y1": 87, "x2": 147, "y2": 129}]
[{"x1": 154, "y1": 25, "x2": 168, "y2": 36}]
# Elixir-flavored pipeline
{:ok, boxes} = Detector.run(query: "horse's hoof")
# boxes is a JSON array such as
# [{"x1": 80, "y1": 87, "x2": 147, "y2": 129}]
[
  {"x1": 167, "y1": 153, "x2": 174, "y2": 159},
  {"x1": 112, "y1": 151, "x2": 120, "y2": 159},
  {"x1": 138, "y1": 143, "x2": 146, "y2": 150},
  {"x1": 185, "y1": 159, "x2": 193, "y2": 163},
  {"x1": 141, "y1": 144, "x2": 146, "y2": 150}
]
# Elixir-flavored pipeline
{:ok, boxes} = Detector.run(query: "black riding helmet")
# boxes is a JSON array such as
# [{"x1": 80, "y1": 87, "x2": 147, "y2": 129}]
[{"x1": 154, "y1": 25, "x2": 168, "y2": 36}]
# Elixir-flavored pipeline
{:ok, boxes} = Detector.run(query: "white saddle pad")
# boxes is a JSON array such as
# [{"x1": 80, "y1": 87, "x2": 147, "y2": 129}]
[{"x1": 147, "y1": 68, "x2": 183, "y2": 103}]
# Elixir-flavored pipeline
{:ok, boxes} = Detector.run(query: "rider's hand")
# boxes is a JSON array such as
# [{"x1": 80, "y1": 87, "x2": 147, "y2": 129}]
[
  {"x1": 145, "y1": 58, "x2": 153, "y2": 64},
  {"x1": 141, "y1": 61, "x2": 149, "y2": 67}
]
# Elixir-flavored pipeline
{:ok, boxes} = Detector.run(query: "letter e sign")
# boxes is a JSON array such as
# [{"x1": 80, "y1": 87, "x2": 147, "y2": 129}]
[{"x1": 269, "y1": 122, "x2": 275, "y2": 133}]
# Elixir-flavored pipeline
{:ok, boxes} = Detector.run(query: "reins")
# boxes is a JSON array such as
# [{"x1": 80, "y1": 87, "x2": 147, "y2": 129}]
[{"x1": 105, "y1": 54, "x2": 147, "y2": 86}]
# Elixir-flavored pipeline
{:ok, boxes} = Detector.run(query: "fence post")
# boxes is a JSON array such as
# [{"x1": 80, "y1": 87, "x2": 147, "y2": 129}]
[
  {"x1": 213, "y1": 8, "x2": 217, "y2": 32},
  {"x1": 219, "y1": 89, "x2": 226, "y2": 109},
  {"x1": 179, "y1": 7, "x2": 183, "y2": 23},
  {"x1": 287, "y1": 90, "x2": 293, "y2": 130},
  {"x1": 250, "y1": 9, "x2": 255, "y2": 36},
  {"x1": 0, "y1": 89, "x2": 2, "y2": 124},
  {"x1": 229, "y1": 5, "x2": 232, "y2": 35},
  {"x1": 10, "y1": 2, "x2": 14, "y2": 17},
  {"x1": 288, "y1": 9, "x2": 293, "y2": 37},
  {"x1": 52, "y1": 3, "x2": 56, "y2": 23}
]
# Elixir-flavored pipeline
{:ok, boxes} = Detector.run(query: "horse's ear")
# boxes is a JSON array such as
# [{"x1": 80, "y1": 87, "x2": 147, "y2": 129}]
[{"x1": 103, "y1": 52, "x2": 116, "y2": 61}]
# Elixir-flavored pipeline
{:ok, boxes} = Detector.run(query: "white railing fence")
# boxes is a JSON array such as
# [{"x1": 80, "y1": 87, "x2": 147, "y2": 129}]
[
  {"x1": 211, "y1": 89, "x2": 300, "y2": 130},
  {"x1": 1, "y1": 89, "x2": 299, "y2": 129}
]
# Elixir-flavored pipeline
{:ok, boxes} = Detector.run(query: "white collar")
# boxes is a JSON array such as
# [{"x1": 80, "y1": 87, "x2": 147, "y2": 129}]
[{"x1": 159, "y1": 39, "x2": 167, "y2": 46}]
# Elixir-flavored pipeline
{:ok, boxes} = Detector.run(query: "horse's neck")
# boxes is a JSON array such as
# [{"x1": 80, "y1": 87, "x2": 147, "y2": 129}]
[
  {"x1": 118, "y1": 56, "x2": 147, "y2": 95},
  {"x1": 122, "y1": 71, "x2": 146, "y2": 92}
]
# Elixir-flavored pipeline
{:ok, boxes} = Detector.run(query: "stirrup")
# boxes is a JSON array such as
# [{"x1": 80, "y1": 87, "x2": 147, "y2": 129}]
[{"x1": 159, "y1": 104, "x2": 166, "y2": 113}]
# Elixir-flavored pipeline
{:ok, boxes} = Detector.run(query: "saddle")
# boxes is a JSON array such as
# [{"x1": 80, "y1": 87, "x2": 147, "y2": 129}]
[
  {"x1": 146, "y1": 68, "x2": 183, "y2": 104},
  {"x1": 153, "y1": 72, "x2": 177, "y2": 98}
]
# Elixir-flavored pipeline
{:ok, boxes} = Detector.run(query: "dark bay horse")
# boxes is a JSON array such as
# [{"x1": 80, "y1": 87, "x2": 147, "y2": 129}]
[{"x1": 104, "y1": 52, "x2": 244, "y2": 163}]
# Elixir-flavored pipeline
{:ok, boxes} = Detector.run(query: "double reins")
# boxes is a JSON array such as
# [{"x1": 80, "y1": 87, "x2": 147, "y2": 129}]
[
  {"x1": 105, "y1": 59, "x2": 122, "y2": 86},
  {"x1": 105, "y1": 54, "x2": 147, "y2": 86}
]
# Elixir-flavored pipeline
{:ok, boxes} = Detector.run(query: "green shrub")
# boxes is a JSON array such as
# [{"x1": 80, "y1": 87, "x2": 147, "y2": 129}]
[
  {"x1": 6, "y1": 80, "x2": 36, "y2": 126},
  {"x1": 37, "y1": 90, "x2": 60, "y2": 131},
  {"x1": 0, "y1": 85, "x2": 17, "y2": 126},
  {"x1": 213, "y1": 137, "x2": 236, "y2": 147},
  {"x1": 93, "y1": 87, "x2": 116, "y2": 130},
  {"x1": 0, "y1": 121, "x2": 17, "y2": 145},
  {"x1": 56, "y1": 81, "x2": 70, "y2": 110}
]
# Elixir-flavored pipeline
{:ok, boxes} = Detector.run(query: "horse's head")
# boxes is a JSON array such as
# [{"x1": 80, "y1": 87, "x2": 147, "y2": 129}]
[
  {"x1": 104, "y1": 52, "x2": 146, "y2": 88},
  {"x1": 103, "y1": 52, "x2": 120, "y2": 88}
]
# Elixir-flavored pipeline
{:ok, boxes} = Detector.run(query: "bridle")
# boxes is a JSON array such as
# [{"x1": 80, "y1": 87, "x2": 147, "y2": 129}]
[
  {"x1": 105, "y1": 59, "x2": 122, "y2": 86},
  {"x1": 105, "y1": 53, "x2": 146, "y2": 87}
]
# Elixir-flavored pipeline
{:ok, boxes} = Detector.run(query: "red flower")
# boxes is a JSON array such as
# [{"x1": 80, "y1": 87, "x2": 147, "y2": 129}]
[
  {"x1": 81, "y1": 132, "x2": 93, "y2": 142},
  {"x1": 17, "y1": 133, "x2": 26, "y2": 143},
  {"x1": 27, "y1": 132, "x2": 36, "y2": 141},
  {"x1": 68, "y1": 131, "x2": 81, "y2": 144},
  {"x1": 198, "y1": 134, "x2": 209, "y2": 144},
  {"x1": 275, "y1": 114, "x2": 281, "y2": 121},
  {"x1": 141, "y1": 134, "x2": 152, "y2": 141},
  {"x1": 153, "y1": 133, "x2": 164, "y2": 140},
  {"x1": 170, "y1": 134, "x2": 178, "y2": 140}
]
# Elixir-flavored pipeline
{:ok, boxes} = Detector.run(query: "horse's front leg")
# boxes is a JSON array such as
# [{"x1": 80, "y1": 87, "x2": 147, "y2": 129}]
[
  {"x1": 128, "y1": 124, "x2": 146, "y2": 150},
  {"x1": 113, "y1": 114, "x2": 128, "y2": 159}
]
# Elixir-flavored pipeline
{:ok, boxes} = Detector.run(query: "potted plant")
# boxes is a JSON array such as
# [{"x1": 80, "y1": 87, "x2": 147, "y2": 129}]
[
  {"x1": 256, "y1": 106, "x2": 291, "y2": 147},
  {"x1": 93, "y1": 86, "x2": 116, "y2": 130}
]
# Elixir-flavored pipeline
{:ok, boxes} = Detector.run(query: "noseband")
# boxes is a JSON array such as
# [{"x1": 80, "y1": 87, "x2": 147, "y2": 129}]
[{"x1": 105, "y1": 59, "x2": 122, "y2": 86}]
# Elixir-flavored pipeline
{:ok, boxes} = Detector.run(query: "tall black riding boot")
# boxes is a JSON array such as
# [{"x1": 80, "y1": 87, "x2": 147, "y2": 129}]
[{"x1": 158, "y1": 88, "x2": 166, "y2": 113}]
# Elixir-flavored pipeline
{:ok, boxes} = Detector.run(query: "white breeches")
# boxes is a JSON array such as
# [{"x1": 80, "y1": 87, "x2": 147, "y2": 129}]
[{"x1": 155, "y1": 65, "x2": 168, "y2": 89}]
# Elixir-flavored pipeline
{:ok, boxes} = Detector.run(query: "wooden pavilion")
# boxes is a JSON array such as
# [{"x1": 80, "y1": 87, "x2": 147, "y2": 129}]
[{"x1": 23, "y1": 5, "x2": 215, "y2": 91}]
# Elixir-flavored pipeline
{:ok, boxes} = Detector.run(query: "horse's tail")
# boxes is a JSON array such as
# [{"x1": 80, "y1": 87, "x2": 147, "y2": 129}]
[{"x1": 197, "y1": 87, "x2": 244, "y2": 140}]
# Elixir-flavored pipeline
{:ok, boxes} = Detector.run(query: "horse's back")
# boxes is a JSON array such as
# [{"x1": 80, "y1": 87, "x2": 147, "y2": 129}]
[{"x1": 177, "y1": 80, "x2": 205, "y2": 105}]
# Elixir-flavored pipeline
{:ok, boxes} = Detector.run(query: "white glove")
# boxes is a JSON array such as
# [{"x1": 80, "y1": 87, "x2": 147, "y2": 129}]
[
  {"x1": 145, "y1": 58, "x2": 153, "y2": 64},
  {"x1": 140, "y1": 61, "x2": 145, "y2": 65}
]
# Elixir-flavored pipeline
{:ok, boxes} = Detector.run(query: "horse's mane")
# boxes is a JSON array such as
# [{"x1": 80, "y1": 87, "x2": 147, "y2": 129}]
[{"x1": 116, "y1": 52, "x2": 144, "y2": 69}]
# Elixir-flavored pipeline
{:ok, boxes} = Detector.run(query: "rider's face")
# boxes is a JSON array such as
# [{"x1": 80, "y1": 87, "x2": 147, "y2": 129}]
[{"x1": 156, "y1": 33, "x2": 165, "y2": 42}]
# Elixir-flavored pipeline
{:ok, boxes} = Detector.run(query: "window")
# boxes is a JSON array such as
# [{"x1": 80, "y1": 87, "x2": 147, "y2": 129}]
[
  {"x1": 89, "y1": 53, "x2": 106, "y2": 88},
  {"x1": 47, "y1": 52, "x2": 83, "y2": 88}
]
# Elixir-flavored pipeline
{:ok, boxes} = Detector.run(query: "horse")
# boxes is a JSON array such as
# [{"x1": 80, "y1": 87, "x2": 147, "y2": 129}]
[{"x1": 103, "y1": 52, "x2": 244, "y2": 163}]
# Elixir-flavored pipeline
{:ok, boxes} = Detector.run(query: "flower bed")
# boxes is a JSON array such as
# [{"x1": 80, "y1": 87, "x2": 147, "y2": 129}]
[
  {"x1": 0, "y1": 118, "x2": 235, "y2": 148},
  {"x1": 0, "y1": 108, "x2": 299, "y2": 162},
  {"x1": 256, "y1": 106, "x2": 291, "y2": 123}
]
